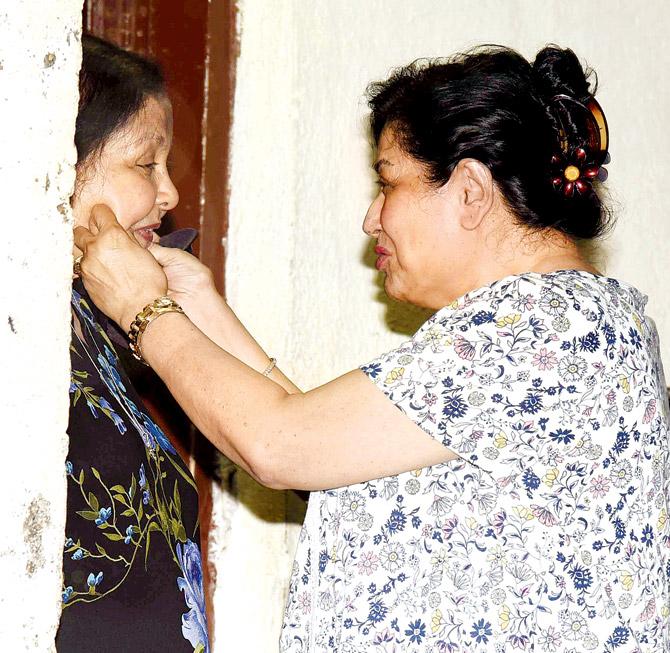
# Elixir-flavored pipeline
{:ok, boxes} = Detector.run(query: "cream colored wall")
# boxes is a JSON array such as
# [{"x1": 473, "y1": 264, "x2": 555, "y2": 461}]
[
  {"x1": 0, "y1": 2, "x2": 81, "y2": 649},
  {"x1": 213, "y1": 1, "x2": 670, "y2": 650}
]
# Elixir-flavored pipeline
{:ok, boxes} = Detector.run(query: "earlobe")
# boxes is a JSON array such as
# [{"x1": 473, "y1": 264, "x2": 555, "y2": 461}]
[{"x1": 458, "y1": 159, "x2": 494, "y2": 231}]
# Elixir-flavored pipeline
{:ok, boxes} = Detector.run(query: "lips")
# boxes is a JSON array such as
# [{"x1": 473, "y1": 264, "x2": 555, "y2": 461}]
[
  {"x1": 374, "y1": 245, "x2": 390, "y2": 270},
  {"x1": 133, "y1": 223, "x2": 161, "y2": 248}
]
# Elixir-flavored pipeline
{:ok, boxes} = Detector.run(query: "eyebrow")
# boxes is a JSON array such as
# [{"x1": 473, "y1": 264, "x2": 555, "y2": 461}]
[
  {"x1": 373, "y1": 158, "x2": 393, "y2": 175},
  {"x1": 134, "y1": 132, "x2": 166, "y2": 148}
]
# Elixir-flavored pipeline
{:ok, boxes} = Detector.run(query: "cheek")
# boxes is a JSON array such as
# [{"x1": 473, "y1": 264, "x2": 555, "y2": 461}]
[{"x1": 101, "y1": 173, "x2": 157, "y2": 230}]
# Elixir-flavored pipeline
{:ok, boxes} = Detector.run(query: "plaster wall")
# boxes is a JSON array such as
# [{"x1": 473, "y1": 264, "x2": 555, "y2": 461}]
[
  {"x1": 0, "y1": 2, "x2": 81, "y2": 649},
  {"x1": 215, "y1": 1, "x2": 670, "y2": 650}
]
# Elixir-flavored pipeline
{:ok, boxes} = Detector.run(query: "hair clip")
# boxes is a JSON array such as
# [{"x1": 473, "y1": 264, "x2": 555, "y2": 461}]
[{"x1": 548, "y1": 94, "x2": 610, "y2": 197}]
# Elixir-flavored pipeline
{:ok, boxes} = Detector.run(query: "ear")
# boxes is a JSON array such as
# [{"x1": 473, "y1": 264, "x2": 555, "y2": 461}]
[{"x1": 454, "y1": 159, "x2": 494, "y2": 231}]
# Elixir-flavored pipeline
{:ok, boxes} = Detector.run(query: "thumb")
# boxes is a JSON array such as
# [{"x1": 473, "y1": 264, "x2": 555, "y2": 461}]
[
  {"x1": 148, "y1": 242, "x2": 187, "y2": 267},
  {"x1": 89, "y1": 204, "x2": 122, "y2": 234}
]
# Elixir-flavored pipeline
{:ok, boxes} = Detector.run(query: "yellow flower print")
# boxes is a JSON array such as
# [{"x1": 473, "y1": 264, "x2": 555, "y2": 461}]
[
  {"x1": 494, "y1": 431, "x2": 508, "y2": 448},
  {"x1": 513, "y1": 506, "x2": 535, "y2": 521},
  {"x1": 384, "y1": 367, "x2": 405, "y2": 386},
  {"x1": 496, "y1": 313, "x2": 521, "y2": 328},
  {"x1": 465, "y1": 517, "x2": 477, "y2": 530},
  {"x1": 431, "y1": 609, "x2": 444, "y2": 634},
  {"x1": 633, "y1": 313, "x2": 642, "y2": 332},
  {"x1": 543, "y1": 468, "x2": 559, "y2": 487},
  {"x1": 618, "y1": 375, "x2": 630, "y2": 394},
  {"x1": 499, "y1": 604, "x2": 511, "y2": 631},
  {"x1": 662, "y1": 604, "x2": 670, "y2": 619},
  {"x1": 620, "y1": 571, "x2": 634, "y2": 592},
  {"x1": 658, "y1": 508, "x2": 667, "y2": 532}
]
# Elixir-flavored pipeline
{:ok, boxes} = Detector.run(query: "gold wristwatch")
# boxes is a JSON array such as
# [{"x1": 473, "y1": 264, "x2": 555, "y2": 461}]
[{"x1": 128, "y1": 296, "x2": 184, "y2": 364}]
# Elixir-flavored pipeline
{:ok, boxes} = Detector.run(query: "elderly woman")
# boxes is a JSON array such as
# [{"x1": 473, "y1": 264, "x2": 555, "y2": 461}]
[
  {"x1": 76, "y1": 46, "x2": 668, "y2": 652},
  {"x1": 60, "y1": 35, "x2": 209, "y2": 652}
]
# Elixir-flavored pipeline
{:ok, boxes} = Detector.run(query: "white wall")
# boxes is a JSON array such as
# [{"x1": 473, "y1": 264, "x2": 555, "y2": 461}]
[
  {"x1": 215, "y1": 1, "x2": 670, "y2": 650},
  {"x1": 0, "y1": 2, "x2": 81, "y2": 649}
]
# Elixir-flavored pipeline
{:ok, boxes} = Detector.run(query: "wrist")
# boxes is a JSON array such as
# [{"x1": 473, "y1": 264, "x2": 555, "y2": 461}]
[
  {"x1": 127, "y1": 295, "x2": 184, "y2": 364},
  {"x1": 121, "y1": 288, "x2": 168, "y2": 333}
]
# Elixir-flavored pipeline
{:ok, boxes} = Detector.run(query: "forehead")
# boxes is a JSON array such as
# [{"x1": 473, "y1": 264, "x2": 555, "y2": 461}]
[
  {"x1": 110, "y1": 95, "x2": 173, "y2": 153},
  {"x1": 374, "y1": 126, "x2": 423, "y2": 178}
]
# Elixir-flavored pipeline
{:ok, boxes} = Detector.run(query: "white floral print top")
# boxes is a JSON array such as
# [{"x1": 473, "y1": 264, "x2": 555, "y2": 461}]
[{"x1": 280, "y1": 271, "x2": 669, "y2": 653}]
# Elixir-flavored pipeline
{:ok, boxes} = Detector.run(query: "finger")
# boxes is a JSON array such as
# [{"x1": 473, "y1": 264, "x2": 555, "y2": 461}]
[
  {"x1": 89, "y1": 204, "x2": 122, "y2": 234},
  {"x1": 73, "y1": 225, "x2": 95, "y2": 254},
  {"x1": 148, "y1": 242, "x2": 187, "y2": 267}
]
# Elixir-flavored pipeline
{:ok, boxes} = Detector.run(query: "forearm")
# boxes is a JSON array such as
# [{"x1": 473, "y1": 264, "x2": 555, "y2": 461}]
[
  {"x1": 175, "y1": 287, "x2": 300, "y2": 395},
  {"x1": 140, "y1": 310, "x2": 297, "y2": 486}
]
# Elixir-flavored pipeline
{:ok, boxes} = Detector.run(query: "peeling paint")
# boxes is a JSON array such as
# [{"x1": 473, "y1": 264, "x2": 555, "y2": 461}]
[
  {"x1": 43, "y1": 52, "x2": 56, "y2": 68},
  {"x1": 22, "y1": 496, "x2": 50, "y2": 577}
]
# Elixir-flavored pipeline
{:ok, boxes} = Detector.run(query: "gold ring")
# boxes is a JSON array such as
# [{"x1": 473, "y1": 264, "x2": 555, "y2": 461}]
[{"x1": 73, "y1": 255, "x2": 83, "y2": 277}]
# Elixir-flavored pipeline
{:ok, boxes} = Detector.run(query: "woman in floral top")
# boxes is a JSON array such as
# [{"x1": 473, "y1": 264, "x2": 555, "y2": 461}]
[
  {"x1": 58, "y1": 36, "x2": 209, "y2": 652},
  {"x1": 76, "y1": 46, "x2": 668, "y2": 652}
]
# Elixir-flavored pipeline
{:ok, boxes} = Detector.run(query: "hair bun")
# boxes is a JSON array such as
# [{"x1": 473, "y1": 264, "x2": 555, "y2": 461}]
[{"x1": 532, "y1": 45, "x2": 593, "y2": 102}]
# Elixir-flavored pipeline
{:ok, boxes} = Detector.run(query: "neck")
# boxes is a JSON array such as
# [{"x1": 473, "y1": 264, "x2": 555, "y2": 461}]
[{"x1": 428, "y1": 224, "x2": 598, "y2": 309}]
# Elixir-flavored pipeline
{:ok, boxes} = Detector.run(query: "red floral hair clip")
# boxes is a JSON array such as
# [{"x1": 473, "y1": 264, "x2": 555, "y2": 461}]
[{"x1": 549, "y1": 95, "x2": 610, "y2": 197}]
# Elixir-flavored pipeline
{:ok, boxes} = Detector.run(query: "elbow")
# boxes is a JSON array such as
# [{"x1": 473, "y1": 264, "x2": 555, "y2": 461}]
[{"x1": 243, "y1": 438, "x2": 294, "y2": 490}]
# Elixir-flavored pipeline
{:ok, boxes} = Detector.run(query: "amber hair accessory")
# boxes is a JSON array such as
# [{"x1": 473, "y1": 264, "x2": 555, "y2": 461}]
[
  {"x1": 549, "y1": 94, "x2": 610, "y2": 197},
  {"x1": 128, "y1": 296, "x2": 184, "y2": 364}
]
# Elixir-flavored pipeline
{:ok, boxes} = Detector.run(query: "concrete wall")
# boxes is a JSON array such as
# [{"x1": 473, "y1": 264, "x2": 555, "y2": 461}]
[
  {"x1": 214, "y1": 1, "x2": 670, "y2": 650},
  {"x1": 0, "y1": 2, "x2": 81, "y2": 649}
]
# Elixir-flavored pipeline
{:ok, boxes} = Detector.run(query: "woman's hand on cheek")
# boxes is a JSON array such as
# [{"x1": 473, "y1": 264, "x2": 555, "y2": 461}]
[
  {"x1": 74, "y1": 204, "x2": 168, "y2": 332},
  {"x1": 148, "y1": 244, "x2": 216, "y2": 302}
]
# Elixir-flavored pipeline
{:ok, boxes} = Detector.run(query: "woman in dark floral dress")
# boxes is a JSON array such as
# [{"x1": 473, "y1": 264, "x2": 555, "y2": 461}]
[{"x1": 57, "y1": 35, "x2": 209, "y2": 652}]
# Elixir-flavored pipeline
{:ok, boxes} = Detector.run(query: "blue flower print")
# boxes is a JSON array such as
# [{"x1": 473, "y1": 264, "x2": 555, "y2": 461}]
[
  {"x1": 72, "y1": 548, "x2": 84, "y2": 560},
  {"x1": 64, "y1": 537, "x2": 74, "y2": 548},
  {"x1": 549, "y1": 428, "x2": 575, "y2": 444},
  {"x1": 607, "y1": 626, "x2": 630, "y2": 648},
  {"x1": 62, "y1": 586, "x2": 73, "y2": 603},
  {"x1": 96, "y1": 353, "x2": 126, "y2": 395},
  {"x1": 95, "y1": 507, "x2": 112, "y2": 526},
  {"x1": 142, "y1": 489, "x2": 152, "y2": 505},
  {"x1": 472, "y1": 310, "x2": 495, "y2": 325},
  {"x1": 71, "y1": 289, "x2": 95, "y2": 327},
  {"x1": 361, "y1": 362, "x2": 382, "y2": 379},
  {"x1": 142, "y1": 414, "x2": 177, "y2": 454},
  {"x1": 87, "y1": 571, "x2": 103, "y2": 591},
  {"x1": 139, "y1": 463, "x2": 147, "y2": 488},
  {"x1": 124, "y1": 526, "x2": 135, "y2": 545},
  {"x1": 522, "y1": 469, "x2": 541, "y2": 492},
  {"x1": 176, "y1": 540, "x2": 209, "y2": 653},
  {"x1": 641, "y1": 524, "x2": 654, "y2": 546},
  {"x1": 470, "y1": 619, "x2": 492, "y2": 644},
  {"x1": 404, "y1": 619, "x2": 426, "y2": 644},
  {"x1": 65, "y1": 461, "x2": 73, "y2": 475},
  {"x1": 569, "y1": 564, "x2": 593, "y2": 591}
]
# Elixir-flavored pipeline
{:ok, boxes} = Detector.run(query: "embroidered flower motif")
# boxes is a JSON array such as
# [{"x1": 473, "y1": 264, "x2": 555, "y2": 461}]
[{"x1": 176, "y1": 540, "x2": 209, "y2": 653}]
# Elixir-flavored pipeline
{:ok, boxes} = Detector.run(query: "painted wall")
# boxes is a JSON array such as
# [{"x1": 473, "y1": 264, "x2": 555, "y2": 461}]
[
  {"x1": 215, "y1": 1, "x2": 670, "y2": 650},
  {"x1": 0, "y1": 2, "x2": 81, "y2": 649}
]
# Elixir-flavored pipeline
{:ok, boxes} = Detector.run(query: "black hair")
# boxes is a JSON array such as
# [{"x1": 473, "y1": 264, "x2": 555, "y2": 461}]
[
  {"x1": 76, "y1": 34, "x2": 166, "y2": 168},
  {"x1": 367, "y1": 45, "x2": 611, "y2": 240}
]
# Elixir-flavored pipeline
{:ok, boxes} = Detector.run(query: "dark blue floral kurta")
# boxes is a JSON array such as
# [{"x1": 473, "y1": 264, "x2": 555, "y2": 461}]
[
  {"x1": 57, "y1": 281, "x2": 209, "y2": 653},
  {"x1": 281, "y1": 270, "x2": 669, "y2": 653}
]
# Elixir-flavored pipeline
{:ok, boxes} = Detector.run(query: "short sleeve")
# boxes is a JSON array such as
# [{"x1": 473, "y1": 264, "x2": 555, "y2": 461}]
[{"x1": 360, "y1": 275, "x2": 604, "y2": 477}]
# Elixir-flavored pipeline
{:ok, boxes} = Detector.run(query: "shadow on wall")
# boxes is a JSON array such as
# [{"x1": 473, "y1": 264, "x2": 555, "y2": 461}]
[{"x1": 216, "y1": 454, "x2": 307, "y2": 525}]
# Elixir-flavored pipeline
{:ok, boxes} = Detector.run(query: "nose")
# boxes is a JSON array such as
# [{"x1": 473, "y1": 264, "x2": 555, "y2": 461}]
[
  {"x1": 157, "y1": 169, "x2": 179, "y2": 212},
  {"x1": 363, "y1": 192, "x2": 383, "y2": 236}
]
